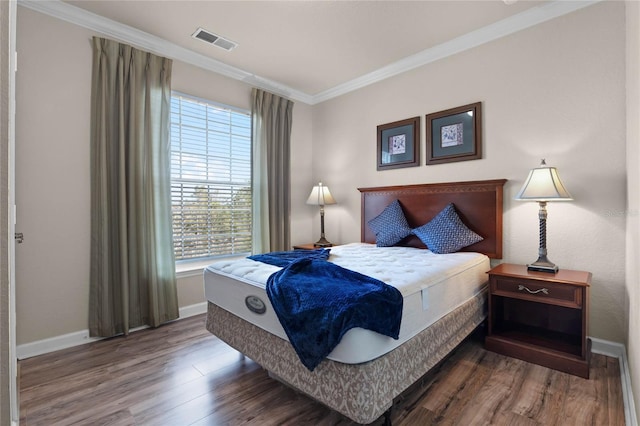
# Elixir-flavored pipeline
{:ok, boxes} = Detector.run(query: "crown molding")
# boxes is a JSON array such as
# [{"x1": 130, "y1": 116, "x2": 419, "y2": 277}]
[
  {"x1": 18, "y1": 0, "x2": 600, "y2": 106},
  {"x1": 312, "y1": 0, "x2": 602, "y2": 104},
  {"x1": 17, "y1": 0, "x2": 314, "y2": 104}
]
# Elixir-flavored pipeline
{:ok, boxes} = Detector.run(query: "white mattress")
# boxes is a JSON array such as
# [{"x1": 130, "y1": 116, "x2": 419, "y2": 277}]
[{"x1": 204, "y1": 243, "x2": 489, "y2": 364}]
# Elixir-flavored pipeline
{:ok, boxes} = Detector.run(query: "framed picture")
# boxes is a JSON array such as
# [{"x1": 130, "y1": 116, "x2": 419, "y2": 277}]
[
  {"x1": 377, "y1": 117, "x2": 420, "y2": 170},
  {"x1": 425, "y1": 102, "x2": 482, "y2": 165}
]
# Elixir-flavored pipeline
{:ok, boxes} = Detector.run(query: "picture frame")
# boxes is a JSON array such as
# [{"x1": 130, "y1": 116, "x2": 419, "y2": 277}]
[
  {"x1": 377, "y1": 116, "x2": 420, "y2": 171},
  {"x1": 425, "y1": 102, "x2": 482, "y2": 165}
]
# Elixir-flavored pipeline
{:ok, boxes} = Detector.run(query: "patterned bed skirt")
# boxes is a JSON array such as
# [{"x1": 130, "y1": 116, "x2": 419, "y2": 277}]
[{"x1": 205, "y1": 289, "x2": 487, "y2": 424}]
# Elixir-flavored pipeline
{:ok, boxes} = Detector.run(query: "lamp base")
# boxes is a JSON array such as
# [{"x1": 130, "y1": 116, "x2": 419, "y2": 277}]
[
  {"x1": 313, "y1": 237, "x2": 333, "y2": 248},
  {"x1": 527, "y1": 258, "x2": 559, "y2": 273}
]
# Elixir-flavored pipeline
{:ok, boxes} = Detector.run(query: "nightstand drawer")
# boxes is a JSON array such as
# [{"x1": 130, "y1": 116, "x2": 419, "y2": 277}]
[{"x1": 491, "y1": 277, "x2": 582, "y2": 309}]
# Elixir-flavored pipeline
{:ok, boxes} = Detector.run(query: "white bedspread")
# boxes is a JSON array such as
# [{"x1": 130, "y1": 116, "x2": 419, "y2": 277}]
[{"x1": 204, "y1": 243, "x2": 489, "y2": 364}]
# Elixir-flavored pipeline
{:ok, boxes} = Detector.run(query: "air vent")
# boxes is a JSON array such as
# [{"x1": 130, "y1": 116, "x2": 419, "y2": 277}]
[{"x1": 192, "y1": 28, "x2": 238, "y2": 51}]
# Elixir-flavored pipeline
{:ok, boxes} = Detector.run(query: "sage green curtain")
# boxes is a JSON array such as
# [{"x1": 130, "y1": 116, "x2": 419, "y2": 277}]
[
  {"x1": 89, "y1": 37, "x2": 178, "y2": 337},
  {"x1": 251, "y1": 89, "x2": 294, "y2": 253}
]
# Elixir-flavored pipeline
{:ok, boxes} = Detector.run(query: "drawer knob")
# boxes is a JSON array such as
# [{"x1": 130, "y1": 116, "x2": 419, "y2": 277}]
[{"x1": 518, "y1": 284, "x2": 549, "y2": 295}]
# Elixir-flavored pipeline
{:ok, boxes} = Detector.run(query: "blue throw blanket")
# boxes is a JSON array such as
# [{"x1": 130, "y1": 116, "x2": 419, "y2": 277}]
[
  {"x1": 249, "y1": 250, "x2": 403, "y2": 371},
  {"x1": 248, "y1": 248, "x2": 331, "y2": 267}
]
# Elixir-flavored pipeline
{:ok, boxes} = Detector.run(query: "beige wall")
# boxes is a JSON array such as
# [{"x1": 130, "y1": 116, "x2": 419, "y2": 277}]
[
  {"x1": 14, "y1": 2, "x2": 629, "y2": 351},
  {"x1": 16, "y1": 7, "x2": 92, "y2": 344},
  {"x1": 14, "y1": 7, "x2": 314, "y2": 344},
  {"x1": 626, "y1": 0, "x2": 640, "y2": 419},
  {"x1": 312, "y1": 1, "x2": 627, "y2": 343}
]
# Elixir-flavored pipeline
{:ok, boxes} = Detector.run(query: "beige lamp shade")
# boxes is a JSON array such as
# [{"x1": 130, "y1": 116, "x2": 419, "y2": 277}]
[
  {"x1": 306, "y1": 182, "x2": 336, "y2": 206},
  {"x1": 515, "y1": 159, "x2": 572, "y2": 201}
]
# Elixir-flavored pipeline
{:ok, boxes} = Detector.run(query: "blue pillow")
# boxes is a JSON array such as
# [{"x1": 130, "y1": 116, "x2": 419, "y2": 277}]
[
  {"x1": 412, "y1": 203, "x2": 483, "y2": 254},
  {"x1": 367, "y1": 200, "x2": 412, "y2": 247}
]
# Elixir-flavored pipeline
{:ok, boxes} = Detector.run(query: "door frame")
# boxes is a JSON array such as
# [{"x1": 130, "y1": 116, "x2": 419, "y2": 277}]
[{"x1": 1, "y1": 0, "x2": 18, "y2": 423}]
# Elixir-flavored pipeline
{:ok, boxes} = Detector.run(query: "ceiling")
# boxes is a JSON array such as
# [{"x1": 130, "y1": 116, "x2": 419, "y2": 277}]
[{"x1": 22, "y1": 0, "x2": 597, "y2": 104}]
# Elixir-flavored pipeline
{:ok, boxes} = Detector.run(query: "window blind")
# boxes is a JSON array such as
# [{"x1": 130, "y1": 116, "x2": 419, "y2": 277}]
[{"x1": 170, "y1": 94, "x2": 252, "y2": 261}]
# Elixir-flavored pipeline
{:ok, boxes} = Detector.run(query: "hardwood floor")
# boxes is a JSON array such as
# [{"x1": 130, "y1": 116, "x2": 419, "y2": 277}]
[{"x1": 19, "y1": 314, "x2": 625, "y2": 425}]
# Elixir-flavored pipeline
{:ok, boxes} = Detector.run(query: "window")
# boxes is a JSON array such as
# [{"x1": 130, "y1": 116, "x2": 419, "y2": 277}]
[{"x1": 170, "y1": 93, "x2": 252, "y2": 261}]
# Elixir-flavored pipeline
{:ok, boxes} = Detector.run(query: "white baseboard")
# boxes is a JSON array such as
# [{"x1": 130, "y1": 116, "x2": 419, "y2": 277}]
[
  {"x1": 591, "y1": 337, "x2": 638, "y2": 426},
  {"x1": 17, "y1": 329, "x2": 102, "y2": 360},
  {"x1": 17, "y1": 302, "x2": 209, "y2": 360},
  {"x1": 178, "y1": 301, "x2": 208, "y2": 318}
]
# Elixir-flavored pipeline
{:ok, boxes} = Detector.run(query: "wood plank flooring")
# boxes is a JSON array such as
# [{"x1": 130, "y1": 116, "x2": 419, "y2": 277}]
[{"x1": 19, "y1": 314, "x2": 625, "y2": 425}]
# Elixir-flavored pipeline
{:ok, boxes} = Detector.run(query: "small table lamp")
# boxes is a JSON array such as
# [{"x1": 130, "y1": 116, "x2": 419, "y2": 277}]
[
  {"x1": 515, "y1": 159, "x2": 573, "y2": 273},
  {"x1": 306, "y1": 182, "x2": 337, "y2": 247}
]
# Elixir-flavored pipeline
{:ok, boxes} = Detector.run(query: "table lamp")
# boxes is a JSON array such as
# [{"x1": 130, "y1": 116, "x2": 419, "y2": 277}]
[
  {"x1": 306, "y1": 182, "x2": 336, "y2": 247},
  {"x1": 515, "y1": 159, "x2": 573, "y2": 273}
]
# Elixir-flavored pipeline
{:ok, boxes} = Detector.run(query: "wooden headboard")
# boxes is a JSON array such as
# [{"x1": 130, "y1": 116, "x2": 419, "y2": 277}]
[{"x1": 358, "y1": 179, "x2": 507, "y2": 258}]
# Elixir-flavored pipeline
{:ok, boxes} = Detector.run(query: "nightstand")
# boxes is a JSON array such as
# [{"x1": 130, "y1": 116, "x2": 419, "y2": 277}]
[
  {"x1": 293, "y1": 243, "x2": 332, "y2": 250},
  {"x1": 485, "y1": 263, "x2": 591, "y2": 379}
]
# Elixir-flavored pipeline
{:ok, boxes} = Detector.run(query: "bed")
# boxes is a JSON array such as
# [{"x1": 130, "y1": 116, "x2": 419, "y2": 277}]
[{"x1": 204, "y1": 179, "x2": 506, "y2": 424}]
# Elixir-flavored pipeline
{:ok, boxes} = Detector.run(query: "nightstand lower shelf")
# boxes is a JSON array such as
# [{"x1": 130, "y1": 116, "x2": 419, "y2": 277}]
[
  {"x1": 491, "y1": 321, "x2": 582, "y2": 356},
  {"x1": 486, "y1": 335, "x2": 591, "y2": 379}
]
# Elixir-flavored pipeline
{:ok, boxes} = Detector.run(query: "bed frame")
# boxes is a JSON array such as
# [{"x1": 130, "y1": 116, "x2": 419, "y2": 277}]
[{"x1": 205, "y1": 179, "x2": 506, "y2": 424}]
